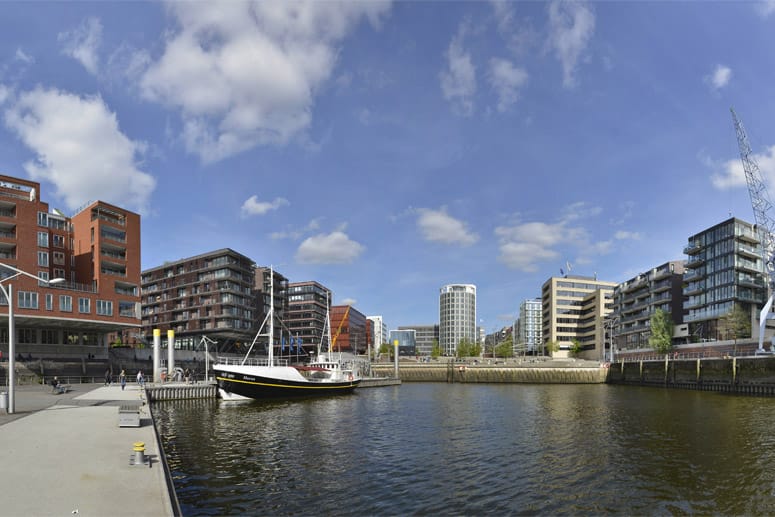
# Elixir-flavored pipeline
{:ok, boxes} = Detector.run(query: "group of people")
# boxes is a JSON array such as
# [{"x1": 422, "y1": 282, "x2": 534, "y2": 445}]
[{"x1": 105, "y1": 369, "x2": 145, "y2": 390}]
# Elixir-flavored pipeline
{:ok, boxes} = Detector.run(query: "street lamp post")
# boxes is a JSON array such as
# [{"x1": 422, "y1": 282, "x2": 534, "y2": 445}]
[
  {"x1": 199, "y1": 335, "x2": 217, "y2": 383},
  {"x1": 0, "y1": 263, "x2": 64, "y2": 414}
]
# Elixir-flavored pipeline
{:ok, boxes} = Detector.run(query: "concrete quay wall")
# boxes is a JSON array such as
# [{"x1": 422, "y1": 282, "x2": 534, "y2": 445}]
[
  {"x1": 371, "y1": 363, "x2": 607, "y2": 384},
  {"x1": 607, "y1": 356, "x2": 775, "y2": 395}
]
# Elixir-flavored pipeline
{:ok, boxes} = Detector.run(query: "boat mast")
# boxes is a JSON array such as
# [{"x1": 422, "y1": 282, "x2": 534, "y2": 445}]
[{"x1": 267, "y1": 265, "x2": 275, "y2": 367}]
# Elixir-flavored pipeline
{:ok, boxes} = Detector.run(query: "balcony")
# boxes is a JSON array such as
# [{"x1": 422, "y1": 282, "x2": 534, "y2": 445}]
[
  {"x1": 683, "y1": 283, "x2": 704, "y2": 296},
  {"x1": 684, "y1": 268, "x2": 705, "y2": 281},
  {"x1": 683, "y1": 242, "x2": 703, "y2": 255},
  {"x1": 737, "y1": 274, "x2": 765, "y2": 288},
  {"x1": 737, "y1": 244, "x2": 761, "y2": 260},
  {"x1": 736, "y1": 228, "x2": 759, "y2": 244},
  {"x1": 685, "y1": 255, "x2": 706, "y2": 269}
]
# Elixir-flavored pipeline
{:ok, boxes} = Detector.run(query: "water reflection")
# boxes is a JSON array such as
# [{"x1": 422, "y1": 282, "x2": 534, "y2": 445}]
[{"x1": 154, "y1": 385, "x2": 775, "y2": 515}]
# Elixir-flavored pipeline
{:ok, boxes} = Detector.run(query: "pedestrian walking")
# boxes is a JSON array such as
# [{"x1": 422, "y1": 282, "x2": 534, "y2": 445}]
[
  {"x1": 119, "y1": 369, "x2": 126, "y2": 390},
  {"x1": 136, "y1": 370, "x2": 144, "y2": 387},
  {"x1": 104, "y1": 368, "x2": 111, "y2": 386}
]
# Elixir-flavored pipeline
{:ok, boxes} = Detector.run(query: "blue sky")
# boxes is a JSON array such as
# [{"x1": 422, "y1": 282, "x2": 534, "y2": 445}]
[{"x1": 1, "y1": 1, "x2": 775, "y2": 333}]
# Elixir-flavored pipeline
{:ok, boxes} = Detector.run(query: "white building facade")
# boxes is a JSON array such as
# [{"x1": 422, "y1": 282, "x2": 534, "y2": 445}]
[
  {"x1": 439, "y1": 284, "x2": 477, "y2": 356},
  {"x1": 518, "y1": 298, "x2": 543, "y2": 355}
]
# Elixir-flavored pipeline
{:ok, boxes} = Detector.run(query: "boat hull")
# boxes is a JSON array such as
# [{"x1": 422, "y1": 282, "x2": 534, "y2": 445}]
[{"x1": 214, "y1": 367, "x2": 360, "y2": 399}]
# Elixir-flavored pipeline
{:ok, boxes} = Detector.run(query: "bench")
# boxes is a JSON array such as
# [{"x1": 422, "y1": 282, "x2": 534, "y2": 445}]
[{"x1": 118, "y1": 405, "x2": 141, "y2": 427}]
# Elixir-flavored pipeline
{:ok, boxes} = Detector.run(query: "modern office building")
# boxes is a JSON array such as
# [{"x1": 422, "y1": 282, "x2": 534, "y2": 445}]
[
  {"x1": 541, "y1": 275, "x2": 616, "y2": 359},
  {"x1": 367, "y1": 315, "x2": 388, "y2": 348},
  {"x1": 254, "y1": 266, "x2": 289, "y2": 350},
  {"x1": 389, "y1": 328, "x2": 416, "y2": 356},
  {"x1": 140, "y1": 249, "x2": 256, "y2": 352},
  {"x1": 0, "y1": 174, "x2": 141, "y2": 358},
  {"x1": 330, "y1": 304, "x2": 368, "y2": 354},
  {"x1": 613, "y1": 261, "x2": 686, "y2": 352},
  {"x1": 398, "y1": 324, "x2": 439, "y2": 356},
  {"x1": 517, "y1": 298, "x2": 543, "y2": 355},
  {"x1": 286, "y1": 280, "x2": 332, "y2": 354},
  {"x1": 439, "y1": 284, "x2": 477, "y2": 356},
  {"x1": 683, "y1": 217, "x2": 766, "y2": 341}
]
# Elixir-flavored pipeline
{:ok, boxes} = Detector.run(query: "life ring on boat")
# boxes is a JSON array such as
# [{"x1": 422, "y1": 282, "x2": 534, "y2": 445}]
[
  {"x1": 458, "y1": 365, "x2": 466, "y2": 373},
  {"x1": 348, "y1": 374, "x2": 353, "y2": 381}
]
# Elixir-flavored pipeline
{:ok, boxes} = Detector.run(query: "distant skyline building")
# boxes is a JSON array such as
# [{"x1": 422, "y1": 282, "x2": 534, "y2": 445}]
[
  {"x1": 541, "y1": 275, "x2": 616, "y2": 360},
  {"x1": 286, "y1": 280, "x2": 331, "y2": 355},
  {"x1": 398, "y1": 324, "x2": 438, "y2": 356},
  {"x1": 389, "y1": 328, "x2": 416, "y2": 356},
  {"x1": 367, "y1": 315, "x2": 388, "y2": 348},
  {"x1": 439, "y1": 284, "x2": 477, "y2": 356},
  {"x1": 518, "y1": 298, "x2": 543, "y2": 355}
]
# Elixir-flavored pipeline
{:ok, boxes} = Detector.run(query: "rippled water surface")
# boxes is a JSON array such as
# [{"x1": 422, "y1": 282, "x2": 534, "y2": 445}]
[{"x1": 153, "y1": 384, "x2": 775, "y2": 515}]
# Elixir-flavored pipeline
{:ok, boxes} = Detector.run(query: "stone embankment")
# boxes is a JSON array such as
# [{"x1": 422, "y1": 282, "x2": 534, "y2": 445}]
[
  {"x1": 371, "y1": 360, "x2": 607, "y2": 384},
  {"x1": 607, "y1": 355, "x2": 775, "y2": 395}
]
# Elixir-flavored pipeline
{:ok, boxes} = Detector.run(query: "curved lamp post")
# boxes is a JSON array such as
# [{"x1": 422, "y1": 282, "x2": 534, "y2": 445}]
[{"x1": 0, "y1": 262, "x2": 64, "y2": 414}]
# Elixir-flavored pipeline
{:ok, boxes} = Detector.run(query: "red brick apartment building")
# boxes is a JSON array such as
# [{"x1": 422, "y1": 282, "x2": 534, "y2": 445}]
[{"x1": 0, "y1": 174, "x2": 141, "y2": 358}]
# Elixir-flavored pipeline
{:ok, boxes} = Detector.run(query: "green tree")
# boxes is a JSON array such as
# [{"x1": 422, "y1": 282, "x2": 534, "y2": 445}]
[
  {"x1": 545, "y1": 340, "x2": 560, "y2": 355},
  {"x1": 570, "y1": 338, "x2": 582, "y2": 356},
  {"x1": 495, "y1": 339, "x2": 514, "y2": 358},
  {"x1": 379, "y1": 342, "x2": 391, "y2": 360},
  {"x1": 456, "y1": 338, "x2": 482, "y2": 358},
  {"x1": 430, "y1": 339, "x2": 441, "y2": 358},
  {"x1": 649, "y1": 308, "x2": 674, "y2": 355},
  {"x1": 719, "y1": 304, "x2": 751, "y2": 355}
]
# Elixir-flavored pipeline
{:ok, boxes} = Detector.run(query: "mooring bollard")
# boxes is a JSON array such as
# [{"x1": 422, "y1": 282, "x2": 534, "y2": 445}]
[
  {"x1": 129, "y1": 441, "x2": 150, "y2": 467},
  {"x1": 134, "y1": 442, "x2": 145, "y2": 463}
]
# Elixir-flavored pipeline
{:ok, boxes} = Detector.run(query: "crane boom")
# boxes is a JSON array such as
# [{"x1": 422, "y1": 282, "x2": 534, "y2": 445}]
[
  {"x1": 331, "y1": 305, "x2": 351, "y2": 352},
  {"x1": 731, "y1": 108, "x2": 775, "y2": 351}
]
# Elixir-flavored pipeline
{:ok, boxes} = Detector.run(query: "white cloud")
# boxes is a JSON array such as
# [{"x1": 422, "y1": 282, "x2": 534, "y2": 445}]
[
  {"x1": 240, "y1": 196, "x2": 289, "y2": 217},
  {"x1": 440, "y1": 22, "x2": 476, "y2": 116},
  {"x1": 614, "y1": 230, "x2": 642, "y2": 240},
  {"x1": 705, "y1": 64, "x2": 732, "y2": 91},
  {"x1": 296, "y1": 230, "x2": 365, "y2": 264},
  {"x1": 140, "y1": 1, "x2": 391, "y2": 163},
  {"x1": 14, "y1": 48, "x2": 34, "y2": 64},
  {"x1": 58, "y1": 17, "x2": 103, "y2": 75},
  {"x1": 488, "y1": 58, "x2": 528, "y2": 112},
  {"x1": 756, "y1": 1, "x2": 775, "y2": 17},
  {"x1": 416, "y1": 208, "x2": 478, "y2": 246},
  {"x1": 712, "y1": 145, "x2": 775, "y2": 191},
  {"x1": 548, "y1": 0, "x2": 595, "y2": 89},
  {"x1": 271, "y1": 218, "x2": 321, "y2": 240},
  {"x1": 339, "y1": 297, "x2": 357, "y2": 306},
  {"x1": 3, "y1": 87, "x2": 156, "y2": 214},
  {"x1": 495, "y1": 205, "x2": 611, "y2": 272}
]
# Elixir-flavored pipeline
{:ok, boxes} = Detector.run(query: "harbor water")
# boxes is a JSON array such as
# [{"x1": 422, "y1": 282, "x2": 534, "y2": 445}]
[{"x1": 153, "y1": 383, "x2": 775, "y2": 515}]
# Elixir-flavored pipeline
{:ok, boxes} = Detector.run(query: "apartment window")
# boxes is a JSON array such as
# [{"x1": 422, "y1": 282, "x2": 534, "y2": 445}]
[
  {"x1": 54, "y1": 268, "x2": 65, "y2": 280},
  {"x1": 41, "y1": 329, "x2": 57, "y2": 344},
  {"x1": 18, "y1": 328, "x2": 35, "y2": 344},
  {"x1": 17, "y1": 291, "x2": 38, "y2": 309},
  {"x1": 37, "y1": 251, "x2": 49, "y2": 267},
  {"x1": 37, "y1": 211, "x2": 48, "y2": 227},
  {"x1": 53, "y1": 252, "x2": 65, "y2": 265},
  {"x1": 60, "y1": 295, "x2": 72, "y2": 312},
  {"x1": 37, "y1": 231, "x2": 48, "y2": 247},
  {"x1": 53, "y1": 235, "x2": 65, "y2": 248},
  {"x1": 38, "y1": 271, "x2": 49, "y2": 286},
  {"x1": 45, "y1": 294, "x2": 53, "y2": 311},
  {"x1": 78, "y1": 297, "x2": 90, "y2": 314},
  {"x1": 96, "y1": 300, "x2": 113, "y2": 316}
]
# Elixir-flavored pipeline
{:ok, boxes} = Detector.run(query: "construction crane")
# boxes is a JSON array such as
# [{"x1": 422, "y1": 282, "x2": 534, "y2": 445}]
[
  {"x1": 331, "y1": 304, "x2": 351, "y2": 352},
  {"x1": 731, "y1": 108, "x2": 775, "y2": 352}
]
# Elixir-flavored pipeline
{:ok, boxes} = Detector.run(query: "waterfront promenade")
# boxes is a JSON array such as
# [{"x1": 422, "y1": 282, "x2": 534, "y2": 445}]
[{"x1": 0, "y1": 383, "x2": 174, "y2": 516}]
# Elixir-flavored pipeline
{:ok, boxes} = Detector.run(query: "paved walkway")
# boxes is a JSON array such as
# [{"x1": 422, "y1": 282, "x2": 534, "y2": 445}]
[{"x1": 0, "y1": 383, "x2": 174, "y2": 516}]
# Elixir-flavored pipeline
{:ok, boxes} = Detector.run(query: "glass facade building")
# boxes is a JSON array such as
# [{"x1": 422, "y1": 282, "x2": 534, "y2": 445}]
[{"x1": 389, "y1": 328, "x2": 416, "y2": 356}]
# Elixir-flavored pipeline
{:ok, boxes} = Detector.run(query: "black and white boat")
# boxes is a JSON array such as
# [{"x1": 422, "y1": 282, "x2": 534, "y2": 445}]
[{"x1": 214, "y1": 267, "x2": 360, "y2": 400}]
